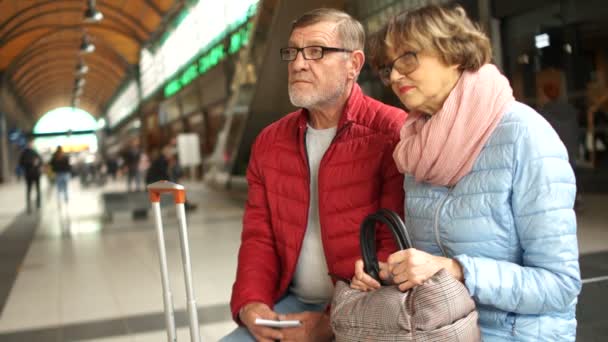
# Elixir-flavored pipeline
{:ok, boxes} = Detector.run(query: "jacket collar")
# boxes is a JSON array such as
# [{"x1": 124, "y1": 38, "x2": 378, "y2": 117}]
[{"x1": 296, "y1": 83, "x2": 364, "y2": 130}]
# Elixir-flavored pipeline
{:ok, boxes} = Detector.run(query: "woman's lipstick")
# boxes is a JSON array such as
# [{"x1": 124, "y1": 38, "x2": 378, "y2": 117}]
[{"x1": 399, "y1": 85, "x2": 414, "y2": 94}]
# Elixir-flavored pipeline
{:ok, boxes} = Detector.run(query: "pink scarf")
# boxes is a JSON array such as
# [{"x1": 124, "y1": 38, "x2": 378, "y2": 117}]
[{"x1": 393, "y1": 64, "x2": 514, "y2": 186}]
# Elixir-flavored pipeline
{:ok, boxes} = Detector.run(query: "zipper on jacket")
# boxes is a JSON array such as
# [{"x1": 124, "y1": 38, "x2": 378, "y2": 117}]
[
  {"x1": 315, "y1": 121, "x2": 352, "y2": 273},
  {"x1": 293, "y1": 126, "x2": 311, "y2": 269},
  {"x1": 509, "y1": 312, "x2": 517, "y2": 336},
  {"x1": 290, "y1": 120, "x2": 352, "y2": 283},
  {"x1": 433, "y1": 187, "x2": 452, "y2": 257}
]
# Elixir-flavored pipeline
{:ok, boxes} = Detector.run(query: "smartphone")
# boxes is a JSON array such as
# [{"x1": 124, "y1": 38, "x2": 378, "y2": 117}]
[{"x1": 254, "y1": 318, "x2": 302, "y2": 328}]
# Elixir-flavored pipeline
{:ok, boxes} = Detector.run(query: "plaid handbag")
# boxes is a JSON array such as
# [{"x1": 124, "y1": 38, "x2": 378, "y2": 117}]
[{"x1": 330, "y1": 209, "x2": 480, "y2": 341}]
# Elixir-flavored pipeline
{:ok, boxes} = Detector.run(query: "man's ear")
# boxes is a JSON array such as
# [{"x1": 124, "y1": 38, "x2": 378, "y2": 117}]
[{"x1": 349, "y1": 50, "x2": 365, "y2": 80}]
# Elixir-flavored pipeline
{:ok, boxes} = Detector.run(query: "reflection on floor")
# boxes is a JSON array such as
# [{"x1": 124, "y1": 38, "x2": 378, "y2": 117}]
[{"x1": 0, "y1": 177, "x2": 606, "y2": 341}]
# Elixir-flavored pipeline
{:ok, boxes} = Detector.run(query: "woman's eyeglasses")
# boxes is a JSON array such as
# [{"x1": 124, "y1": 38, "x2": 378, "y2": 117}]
[{"x1": 378, "y1": 51, "x2": 419, "y2": 86}]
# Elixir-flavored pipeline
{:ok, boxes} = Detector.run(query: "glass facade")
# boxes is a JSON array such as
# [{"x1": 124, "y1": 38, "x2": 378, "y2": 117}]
[
  {"x1": 140, "y1": 0, "x2": 259, "y2": 99},
  {"x1": 106, "y1": 81, "x2": 139, "y2": 129},
  {"x1": 349, "y1": 0, "x2": 451, "y2": 34},
  {"x1": 500, "y1": 0, "x2": 608, "y2": 167}
]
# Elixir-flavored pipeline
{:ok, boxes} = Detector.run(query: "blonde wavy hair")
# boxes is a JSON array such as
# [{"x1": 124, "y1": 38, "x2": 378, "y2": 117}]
[{"x1": 369, "y1": 4, "x2": 491, "y2": 72}]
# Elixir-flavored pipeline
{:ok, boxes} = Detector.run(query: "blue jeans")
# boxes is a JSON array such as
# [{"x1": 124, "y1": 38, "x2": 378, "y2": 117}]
[
  {"x1": 219, "y1": 294, "x2": 326, "y2": 341},
  {"x1": 56, "y1": 172, "x2": 70, "y2": 203},
  {"x1": 127, "y1": 171, "x2": 142, "y2": 192}
]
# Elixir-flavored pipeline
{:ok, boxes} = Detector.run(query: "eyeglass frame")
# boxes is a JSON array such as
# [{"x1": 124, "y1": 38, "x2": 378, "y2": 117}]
[
  {"x1": 280, "y1": 46, "x2": 353, "y2": 61},
  {"x1": 378, "y1": 51, "x2": 419, "y2": 86}
]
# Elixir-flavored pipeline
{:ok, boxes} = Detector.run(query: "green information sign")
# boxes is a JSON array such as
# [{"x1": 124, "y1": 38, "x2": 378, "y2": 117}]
[{"x1": 164, "y1": 21, "x2": 253, "y2": 98}]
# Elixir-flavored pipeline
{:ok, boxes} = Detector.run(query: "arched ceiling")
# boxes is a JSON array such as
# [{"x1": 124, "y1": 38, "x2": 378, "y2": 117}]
[{"x1": 0, "y1": 0, "x2": 185, "y2": 121}]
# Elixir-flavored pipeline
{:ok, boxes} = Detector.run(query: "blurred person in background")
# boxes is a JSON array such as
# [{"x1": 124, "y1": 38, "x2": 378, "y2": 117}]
[
  {"x1": 539, "y1": 80, "x2": 579, "y2": 169},
  {"x1": 123, "y1": 139, "x2": 142, "y2": 192},
  {"x1": 50, "y1": 146, "x2": 72, "y2": 205},
  {"x1": 106, "y1": 154, "x2": 119, "y2": 181},
  {"x1": 145, "y1": 145, "x2": 197, "y2": 211},
  {"x1": 19, "y1": 139, "x2": 43, "y2": 213},
  {"x1": 138, "y1": 151, "x2": 150, "y2": 183},
  {"x1": 145, "y1": 146, "x2": 172, "y2": 184},
  {"x1": 540, "y1": 80, "x2": 583, "y2": 209}
]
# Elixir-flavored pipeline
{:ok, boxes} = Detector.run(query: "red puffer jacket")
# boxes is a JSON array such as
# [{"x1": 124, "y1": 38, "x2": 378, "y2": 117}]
[{"x1": 230, "y1": 84, "x2": 407, "y2": 321}]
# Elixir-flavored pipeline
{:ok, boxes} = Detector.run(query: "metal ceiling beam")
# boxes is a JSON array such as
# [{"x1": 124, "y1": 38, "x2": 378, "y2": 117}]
[
  {"x1": 6, "y1": 33, "x2": 131, "y2": 77},
  {"x1": 7, "y1": 43, "x2": 131, "y2": 76},
  {"x1": 21, "y1": 72, "x2": 116, "y2": 100},
  {"x1": 18, "y1": 67, "x2": 122, "y2": 94},
  {"x1": 145, "y1": 0, "x2": 186, "y2": 49},
  {"x1": 143, "y1": 0, "x2": 164, "y2": 17},
  {"x1": 1, "y1": 23, "x2": 144, "y2": 48},
  {"x1": 21, "y1": 72, "x2": 115, "y2": 98},
  {"x1": 33, "y1": 93, "x2": 102, "y2": 106},
  {"x1": 13, "y1": 56, "x2": 123, "y2": 87},
  {"x1": 13, "y1": 52, "x2": 124, "y2": 86},
  {"x1": 0, "y1": 9, "x2": 144, "y2": 46},
  {"x1": 29, "y1": 91, "x2": 109, "y2": 111},
  {"x1": 25, "y1": 92, "x2": 109, "y2": 114},
  {"x1": 17, "y1": 66, "x2": 122, "y2": 96}
]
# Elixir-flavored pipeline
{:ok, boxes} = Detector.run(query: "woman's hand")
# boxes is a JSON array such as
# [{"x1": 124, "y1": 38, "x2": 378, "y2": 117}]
[
  {"x1": 388, "y1": 248, "x2": 464, "y2": 291},
  {"x1": 350, "y1": 259, "x2": 393, "y2": 291}
]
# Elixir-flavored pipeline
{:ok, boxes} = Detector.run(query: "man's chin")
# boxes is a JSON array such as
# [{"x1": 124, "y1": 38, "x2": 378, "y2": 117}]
[
  {"x1": 290, "y1": 98, "x2": 313, "y2": 108},
  {"x1": 288, "y1": 91, "x2": 316, "y2": 108}
]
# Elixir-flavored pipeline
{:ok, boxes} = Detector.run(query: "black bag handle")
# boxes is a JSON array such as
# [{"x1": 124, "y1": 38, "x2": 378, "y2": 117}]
[{"x1": 360, "y1": 209, "x2": 412, "y2": 283}]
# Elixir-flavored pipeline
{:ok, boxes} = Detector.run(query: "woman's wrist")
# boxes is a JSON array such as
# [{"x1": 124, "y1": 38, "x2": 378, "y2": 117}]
[{"x1": 438, "y1": 256, "x2": 464, "y2": 282}]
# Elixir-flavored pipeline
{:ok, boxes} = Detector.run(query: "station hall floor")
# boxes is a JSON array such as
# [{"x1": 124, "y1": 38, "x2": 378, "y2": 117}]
[{"x1": 0, "y1": 177, "x2": 607, "y2": 341}]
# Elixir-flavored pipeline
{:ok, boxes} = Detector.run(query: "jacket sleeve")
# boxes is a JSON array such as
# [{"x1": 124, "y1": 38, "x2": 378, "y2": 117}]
[
  {"x1": 376, "y1": 135, "x2": 404, "y2": 262},
  {"x1": 230, "y1": 138, "x2": 281, "y2": 323},
  {"x1": 455, "y1": 120, "x2": 581, "y2": 314}
]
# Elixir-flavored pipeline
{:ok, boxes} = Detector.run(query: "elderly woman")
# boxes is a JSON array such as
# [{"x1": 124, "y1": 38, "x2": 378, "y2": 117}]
[{"x1": 351, "y1": 4, "x2": 581, "y2": 341}]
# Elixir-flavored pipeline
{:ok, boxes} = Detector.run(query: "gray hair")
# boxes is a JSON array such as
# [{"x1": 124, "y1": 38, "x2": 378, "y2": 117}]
[{"x1": 291, "y1": 8, "x2": 365, "y2": 51}]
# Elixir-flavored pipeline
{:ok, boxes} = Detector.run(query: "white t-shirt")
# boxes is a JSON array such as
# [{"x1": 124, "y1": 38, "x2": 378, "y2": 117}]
[{"x1": 290, "y1": 124, "x2": 337, "y2": 304}]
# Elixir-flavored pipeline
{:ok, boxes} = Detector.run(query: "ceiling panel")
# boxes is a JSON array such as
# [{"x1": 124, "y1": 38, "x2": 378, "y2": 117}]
[{"x1": 0, "y1": 0, "x2": 185, "y2": 121}]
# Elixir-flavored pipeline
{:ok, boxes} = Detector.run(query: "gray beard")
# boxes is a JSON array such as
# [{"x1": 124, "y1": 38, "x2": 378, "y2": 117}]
[{"x1": 288, "y1": 82, "x2": 346, "y2": 109}]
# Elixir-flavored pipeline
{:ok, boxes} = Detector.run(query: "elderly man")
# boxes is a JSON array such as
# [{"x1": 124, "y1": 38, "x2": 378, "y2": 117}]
[{"x1": 222, "y1": 8, "x2": 406, "y2": 342}]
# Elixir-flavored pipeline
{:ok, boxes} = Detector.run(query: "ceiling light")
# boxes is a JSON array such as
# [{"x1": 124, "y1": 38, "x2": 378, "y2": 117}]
[
  {"x1": 535, "y1": 33, "x2": 550, "y2": 49},
  {"x1": 80, "y1": 35, "x2": 95, "y2": 54},
  {"x1": 84, "y1": 0, "x2": 104, "y2": 23},
  {"x1": 76, "y1": 62, "x2": 89, "y2": 75}
]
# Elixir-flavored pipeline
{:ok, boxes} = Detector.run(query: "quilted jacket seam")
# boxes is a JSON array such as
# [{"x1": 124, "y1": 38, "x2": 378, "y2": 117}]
[
  {"x1": 515, "y1": 206, "x2": 575, "y2": 219},
  {"x1": 265, "y1": 189, "x2": 307, "y2": 203}
]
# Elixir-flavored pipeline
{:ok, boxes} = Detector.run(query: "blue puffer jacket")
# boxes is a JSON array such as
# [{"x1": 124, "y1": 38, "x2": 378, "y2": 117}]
[{"x1": 404, "y1": 101, "x2": 581, "y2": 341}]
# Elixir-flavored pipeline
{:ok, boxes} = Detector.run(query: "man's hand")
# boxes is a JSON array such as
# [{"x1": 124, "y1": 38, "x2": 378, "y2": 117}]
[
  {"x1": 350, "y1": 259, "x2": 392, "y2": 291},
  {"x1": 277, "y1": 311, "x2": 333, "y2": 342},
  {"x1": 239, "y1": 302, "x2": 283, "y2": 342}
]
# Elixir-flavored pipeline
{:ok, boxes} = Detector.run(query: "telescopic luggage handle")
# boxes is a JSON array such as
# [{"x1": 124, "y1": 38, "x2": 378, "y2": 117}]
[
  {"x1": 148, "y1": 181, "x2": 201, "y2": 342},
  {"x1": 148, "y1": 181, "x2": 187, "y2": 204}
]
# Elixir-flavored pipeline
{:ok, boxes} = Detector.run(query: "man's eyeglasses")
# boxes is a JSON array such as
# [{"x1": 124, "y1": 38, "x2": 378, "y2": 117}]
[
  {"x1": 280, "y1": 46, "x2": 353, "y2": 61},
  {"x1": 378, "y1": 51, "x2": 419, "y2": 86}
]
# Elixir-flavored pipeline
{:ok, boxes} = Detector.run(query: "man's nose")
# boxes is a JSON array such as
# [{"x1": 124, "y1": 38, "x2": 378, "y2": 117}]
[{"x1": 290, "y1": 50, "x2": 308, "y2": 70}]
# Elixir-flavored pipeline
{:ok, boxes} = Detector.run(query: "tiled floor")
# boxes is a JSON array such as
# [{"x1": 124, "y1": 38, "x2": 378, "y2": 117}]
[
  {"x1": 0, "y1": 176, "x2": 607, "y2": 341},
  {"x1": 0, "y1": 178, "x2": 243, "y2": 341}
]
